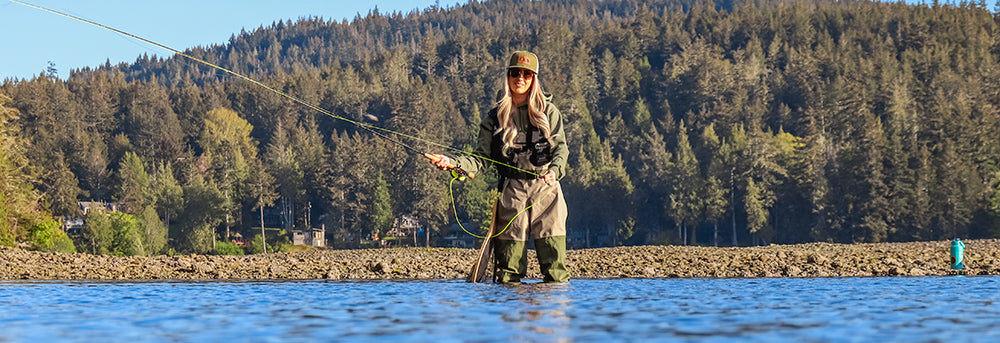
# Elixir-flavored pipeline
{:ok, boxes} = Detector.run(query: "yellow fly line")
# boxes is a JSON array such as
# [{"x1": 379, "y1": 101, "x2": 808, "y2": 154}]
[
  {"x1": 10, "y1": 0, "x2": 559, "y2": 241},
  {"x1": 8, "y1": 0, "x2": 536, "y2": 177}
]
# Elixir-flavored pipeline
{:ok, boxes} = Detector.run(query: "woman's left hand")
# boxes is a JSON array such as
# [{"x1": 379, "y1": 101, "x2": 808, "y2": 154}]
[{"x1": 539, "y1": 169, "x2": 557, "y2": 185}]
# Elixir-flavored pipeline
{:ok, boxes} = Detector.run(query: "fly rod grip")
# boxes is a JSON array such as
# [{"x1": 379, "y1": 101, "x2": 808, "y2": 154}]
[{"x1": 423, "y1": 153, "x2": 475, "y2": 179}]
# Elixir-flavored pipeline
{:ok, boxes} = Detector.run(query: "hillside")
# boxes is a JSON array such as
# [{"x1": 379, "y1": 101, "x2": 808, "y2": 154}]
[{"x1": 1, "y1": 0, "x2": 999, "y2": 256}]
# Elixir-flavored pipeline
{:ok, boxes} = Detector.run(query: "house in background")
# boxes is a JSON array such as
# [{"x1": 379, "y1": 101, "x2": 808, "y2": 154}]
[
  {"x1": 443, "y1": 222, "x2": 478, "y2": 249},
  {"x1": 387, "y1": 215, "x2": 425, "y2": 247},
  {"x1": 292, "y1": 225, "x2": 326, "y2": 247},
  {"x1": 62, "y1": 201, "x2": 120, "y2": 235}
]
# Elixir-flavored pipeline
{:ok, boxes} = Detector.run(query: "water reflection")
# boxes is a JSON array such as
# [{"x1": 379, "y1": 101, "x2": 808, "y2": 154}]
[
  {"x1": 493, "y1": 282, "x2": 573, "y2": 342},
  {"x1": 2, "y1": 277, "x2": 1000, "y2": 342}
]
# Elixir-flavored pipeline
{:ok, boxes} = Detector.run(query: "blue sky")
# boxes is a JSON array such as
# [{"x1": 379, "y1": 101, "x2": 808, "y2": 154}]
[{"x1": 0, "y1": 0, "x2": 464, "y2": 81}]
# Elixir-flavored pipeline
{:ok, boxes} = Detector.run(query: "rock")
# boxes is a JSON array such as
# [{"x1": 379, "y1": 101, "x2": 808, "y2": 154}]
[
  {"x1": 268, "y1": 264, "x2": 287, "y2": 275},
  {"x1": 882, "y1": 257, "x2": 903, "y2": 267},
  {"x1": 193, "y1": 263, "x2": 214, "y2": 274},
  {"x1": 784, "y1": 265, "x2": 802, "y2": 277},
  {"x1": 3, "y1": 240, "x2": 1000, "y2": 280},
  {"x1": 907, "y1": 267, "x2": 930, "y2": 276},
  {"x1": 807, "y1": 253, "x2": 829, "y2": 265}
]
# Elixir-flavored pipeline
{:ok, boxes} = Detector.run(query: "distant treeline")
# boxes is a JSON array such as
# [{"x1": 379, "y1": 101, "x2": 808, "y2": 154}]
[{"x1": 2, "y1": 0, "x2": 999, "y2": 254}]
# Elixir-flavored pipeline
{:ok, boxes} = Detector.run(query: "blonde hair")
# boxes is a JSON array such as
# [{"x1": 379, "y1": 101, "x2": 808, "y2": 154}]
[{"x1": 495, "y1": 72, "x2": 551, "y2": 154}]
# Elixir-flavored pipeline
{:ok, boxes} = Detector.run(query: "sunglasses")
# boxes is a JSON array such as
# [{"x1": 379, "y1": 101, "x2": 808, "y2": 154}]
[{"x1": 507, "y1": 69, "x2": 535, "y2": 79}]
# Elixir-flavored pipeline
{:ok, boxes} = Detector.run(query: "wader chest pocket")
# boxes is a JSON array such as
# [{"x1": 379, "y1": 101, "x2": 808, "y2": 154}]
[{"x1": 530, "y1": 141, "x2": 551, "y2": 166}]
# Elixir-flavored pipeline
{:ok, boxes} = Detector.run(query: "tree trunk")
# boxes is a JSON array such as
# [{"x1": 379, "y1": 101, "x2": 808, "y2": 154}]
[
  {"x1": 261, "y1": 208, "x2": 267, "y2": 254},
  {"x1": 677, "y1": 223, "x2": 682, "y2": 245},
  {"x1": 608, "y1": 223, "x2": 615, "y2": 246},
  {"x1": 713, "y1": 222, "x2": 718, "y2": 247},
  {"x1": 731, "y1": 167, "x2": 737, "y2": 247},
  {"x1": 259, "y1": 190, "x2": 267, "y2": 254},
  {"x1": 683, "y1": 223, "x2": 687, "y2": 246}
]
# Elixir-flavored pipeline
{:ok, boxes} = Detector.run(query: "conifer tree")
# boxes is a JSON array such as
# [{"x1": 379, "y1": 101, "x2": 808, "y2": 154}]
[
  {"x1": 699, "y1": 124, "x2": 728, "y2": 246},
  {"x1": 175, "y1": 174, "x2": 226, "y2": 254},
  {"x1": 152, "y1": 163, "x2": 183, "y2": 233},
  {"x1": 115, "y1": 152, "x2": 152, "y2": 215},
  {"x1": 248, "y1": 159, "x2": 277, "y2": 253},
  {"x1": 668, "y1": 120, "x2": 701, "y2": 245}
]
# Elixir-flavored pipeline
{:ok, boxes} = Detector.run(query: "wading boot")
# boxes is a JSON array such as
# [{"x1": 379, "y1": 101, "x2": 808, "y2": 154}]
[
  {"x1": 493, "y1": 239, "x2": 527, "y2": 283},
  {"x1": 535, "y1": 236, "x2": 569, "y2": 282}
]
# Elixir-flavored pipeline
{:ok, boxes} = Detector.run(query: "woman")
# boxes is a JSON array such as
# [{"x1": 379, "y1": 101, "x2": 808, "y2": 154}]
[{"x1": 428, "y1": 51, "x2": 569, "y2": 283}]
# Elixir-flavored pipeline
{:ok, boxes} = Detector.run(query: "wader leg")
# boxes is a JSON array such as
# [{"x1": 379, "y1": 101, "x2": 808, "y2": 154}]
[
  {"x1": 493, "y1": 239, "x2": 527, "y2": 283},
  {"x1": 535, "y1": 236, "x2": 569, "y2": 282}
]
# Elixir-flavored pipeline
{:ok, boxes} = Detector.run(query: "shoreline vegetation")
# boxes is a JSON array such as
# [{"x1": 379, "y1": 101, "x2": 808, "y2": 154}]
[{"x1": 2, "y1": 239, "x2": 997, "y2": 281}]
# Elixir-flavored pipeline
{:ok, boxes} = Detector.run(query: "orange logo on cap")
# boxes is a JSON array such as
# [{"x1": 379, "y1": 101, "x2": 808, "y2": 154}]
[{"x1": 518, "y1": 56, "x2": 532, "y2": 65}]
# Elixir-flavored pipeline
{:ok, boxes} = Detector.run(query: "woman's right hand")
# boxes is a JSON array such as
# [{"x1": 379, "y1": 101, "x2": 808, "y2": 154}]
[{"x1": 425, "y1": 153, "x2": 453, "y2": 170}]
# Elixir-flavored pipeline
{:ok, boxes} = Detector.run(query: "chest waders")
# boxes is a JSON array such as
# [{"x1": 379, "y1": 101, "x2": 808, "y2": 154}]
[{"x1": 490, "y1": 121, "x2": 569, "y2": 283}]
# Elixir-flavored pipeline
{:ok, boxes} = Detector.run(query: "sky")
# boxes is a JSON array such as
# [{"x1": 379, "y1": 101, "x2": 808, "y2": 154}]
[{"x1": 0, "y1": 0, "x2": 464, "y2": 81}]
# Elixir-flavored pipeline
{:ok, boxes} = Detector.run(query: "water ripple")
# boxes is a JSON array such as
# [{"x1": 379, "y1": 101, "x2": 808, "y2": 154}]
[{"x1": 2, "y1": 277, "x2": 1000, "y2": 342}]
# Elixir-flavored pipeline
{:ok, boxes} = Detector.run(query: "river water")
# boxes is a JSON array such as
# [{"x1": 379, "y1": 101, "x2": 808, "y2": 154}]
[{"x1": 2, "y1": 276, "x2": 998, "y2": 342}]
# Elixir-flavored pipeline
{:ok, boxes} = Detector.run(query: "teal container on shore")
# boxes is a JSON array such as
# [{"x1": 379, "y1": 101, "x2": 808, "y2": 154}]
[{"x1": 950, "y1": 238, "x2": 965, "y2": 270}]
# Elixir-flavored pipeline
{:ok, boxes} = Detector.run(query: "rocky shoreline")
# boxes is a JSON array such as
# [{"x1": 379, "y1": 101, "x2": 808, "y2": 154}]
[{"x1": 2, "y1": 239, "x2": 998, "y2": 281}]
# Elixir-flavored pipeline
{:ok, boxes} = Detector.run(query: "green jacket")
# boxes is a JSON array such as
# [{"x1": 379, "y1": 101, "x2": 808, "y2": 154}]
[{"x1": 454, "y1": 94, "x2": 568, "y2": 180}]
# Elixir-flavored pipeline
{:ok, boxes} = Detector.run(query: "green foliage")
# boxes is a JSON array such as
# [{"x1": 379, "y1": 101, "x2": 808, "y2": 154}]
[
  {"x1": 245, "y1": 230, "x2": 290, "y2": 254},
  {"x1": 991, "y1": 172, "x2": 1000, "y2": 217},
  {"x1": 28, "y1": 219, "x2": 76, "y2": 253},
  {"x1": 110, "y1": 211, "x2": 144, "y2": 257},
  {"x1": 744, "y1": 178, "x2": 769, "y2": 242},
  {"x1": 457, "y1": 179, "x2": 499, "y2": 235},
  {"x1": 82, "y1": 206, "x2": 114, "y2": 254},
  {"x1": 214, "y1": 240, "x2": 244, "y2": 255},
  {"x1": 246, "y1": 233, "x2": 268, "y2": 254},
  {"x1": 152, "y1": 162, "x2": 183, "y2": 231},
  {"x1": 4, "y1": 0, "x2": 1000, "y2": 249},
  {"x1": 139, "y1": 206, "x2": 167, "y2": 255},
  {"x1": 0, "y1": 193, "x2": 11, "y2": 247},
  {"x1": 668, "y1": 121, "x2": 702, "y2": 244},
  {"x1": 370, "y1": 171, "x2": 393, "y2": 238},
  {"x1": 115, "y1": 152, "x2": 152, "y2": 214},
  {"x1": 0, "y1": 92, "x2": 44, "y2": 247},
  {"x1": 82, "y1": 209, "x2": 149, "y2": 256},
  {"x1": 174, "y1": 175, "x2": 225, "y2": 254}
]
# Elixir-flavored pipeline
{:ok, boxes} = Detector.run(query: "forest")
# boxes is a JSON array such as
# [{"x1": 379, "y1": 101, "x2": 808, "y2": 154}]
[{"x1": 2, "y1": 0, "x2": 1000, "y2": 255}]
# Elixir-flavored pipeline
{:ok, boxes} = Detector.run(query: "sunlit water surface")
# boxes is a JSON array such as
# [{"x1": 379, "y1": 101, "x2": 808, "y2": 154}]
[{"x1": 2, "y1": 277, "x2": 999, "y2": 342}]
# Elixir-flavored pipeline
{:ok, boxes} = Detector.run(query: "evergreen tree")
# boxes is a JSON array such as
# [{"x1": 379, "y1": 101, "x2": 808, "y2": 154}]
[
  {"x1": 120, "y1": 79, "x2": 184, "y2": 165},
  {"x1": 370, "y1": 171, "x2": 393, "y2": 239},
  {"x1": 152, "y1": 163, "x2": 183, "y2": 234},
  {"x1": 114, "y1": 152, "x2": 152, "y2": 215},
  {"x1": 174, "y1": 175, "x2": 226, "y2": 254},
  {"x1": 0, "y1": 92, "x2": 45, "y2": 245},
  {"x1": 699, "y1": 124, "x2": 728, "y2": 246},
  {"x1": 139, "y1": 205, "x2": 167, "y2": 256},
  {"x1": 0, "y1": 193, "x2": 11, "y2": 247},
  {"x1": 667, "y1": 120, "x2": 701, "y2": 245},
  {"x1": 82, "y1": 205, "x2": 113, "y2": 255},
  {"x1": 248, "y1": 159, "x2": 278, "y2": 252}
]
